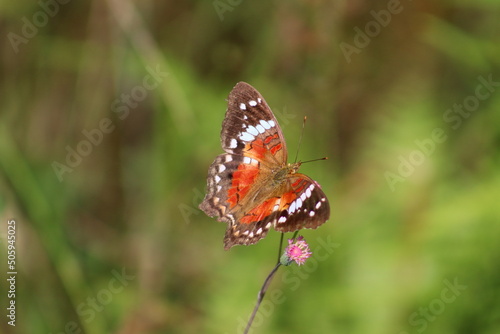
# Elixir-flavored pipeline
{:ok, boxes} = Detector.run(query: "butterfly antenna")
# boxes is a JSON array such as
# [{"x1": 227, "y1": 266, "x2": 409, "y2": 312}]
[
  {"x1": 294, "y1": 116, "x2": 307, "y2": 163},
  {"x1": 301, "y1": 157, "x2": 328, "y2": 164}
]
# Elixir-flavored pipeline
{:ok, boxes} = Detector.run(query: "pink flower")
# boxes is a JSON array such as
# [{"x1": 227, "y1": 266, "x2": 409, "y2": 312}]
[{"x1": 281, "y1": 236, "x2": 312, "y2": 266}]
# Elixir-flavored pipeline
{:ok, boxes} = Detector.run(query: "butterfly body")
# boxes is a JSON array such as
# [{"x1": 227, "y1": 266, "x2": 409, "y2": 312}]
[{"x1": 200, "y1": 82, "x2": 330, "y2": 250}]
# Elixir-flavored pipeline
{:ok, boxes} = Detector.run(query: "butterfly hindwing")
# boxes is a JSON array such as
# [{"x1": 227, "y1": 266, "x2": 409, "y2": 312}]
[
  {"x1": 198, "y1": 153, "x2": 241, "y2": 222},
  {"x1": 222, "y1": 175, "x2": 330, "y2": 249},
  {"x1": 199, "y1": 150, "x2": 268, "y2": 223},
  {"x1": 273, "y1": 174, "x2": 330, "y2": 232}
]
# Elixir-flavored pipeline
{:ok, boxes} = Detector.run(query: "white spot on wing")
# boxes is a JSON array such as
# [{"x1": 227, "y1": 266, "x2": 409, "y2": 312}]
[
  {"x1": 217, "y1": 185, "x2": 222, "y2": 192},
  {"x1": 229, "y1": 138, "x2": 238, "y2": 148},
  {"x1": 239, "y1": 103, "x2": 246, "y2": 110},
  {"x1": 260, "y1": 120, "x2": 271, "y2": 129},
  {"x1": 289, "y1": 201, "x2": 296, "y2": 213},
  {"x1": 305, "y1": 184, "x2": 314, "y2": 198},
  {"x1": 315, "y1": 201, "x2": 322, "y2": 209},
  {"x1": 218, "y1": 164, "x2": 226, "y2": 173},
  {"x1": 241, "y1": 157, "x2": 258, "y2": 166},
  {"x1": 215, "y1": 175, "x2": 221, "y2": 183},
  {"x1": 239, "y1": 131, "x2": 255, "y2": 142},
  {"x1": 278, "y1": 216, "x2": 287, "y2": 223},
  {"x1": 247, "y1": 126, "x2": 259, "y2": 136},
  {"x1": 257, "y1": 98, "x2": 262, "y2": 103},
  {"x1": 255, "y1": 124, "x2": 265, "y2": 133},
  {"x1": 268, "y1": 120, "x2": 276, "y2": 127},
  {"x1": 256, "y1": 228, "x2": 263, "y2": 235},
  {"x1": 296, "y1": 198, "x2": 302, "y2": 208},
  {"x1": 309, "y1": 211, "x2": 315, "y2": 217},
  {"x1": 249, "y1": 100, "x2": 257, "y2": 107}
]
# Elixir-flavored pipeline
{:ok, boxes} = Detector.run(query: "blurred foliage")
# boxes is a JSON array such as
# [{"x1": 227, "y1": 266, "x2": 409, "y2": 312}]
[{"x1": 1, "y1": 0, "x2": 499, "y2": 333}]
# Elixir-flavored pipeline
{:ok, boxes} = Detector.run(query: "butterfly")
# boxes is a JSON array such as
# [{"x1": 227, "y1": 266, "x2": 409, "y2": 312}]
[{"x1": 199, "y1": 82, "x2": 330, "y2": 250}]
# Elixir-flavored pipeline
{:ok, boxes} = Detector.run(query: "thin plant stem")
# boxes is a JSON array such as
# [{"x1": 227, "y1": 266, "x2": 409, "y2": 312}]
[
  {"x1": 244, "y1": 263, "x2": 281, "y2": 334},
  {"x1": 276, "y1": 233, "x2": 285, "y2": 263},
  {"x1": 244, "y1": 232, "x2": 301, "y2": 333}
]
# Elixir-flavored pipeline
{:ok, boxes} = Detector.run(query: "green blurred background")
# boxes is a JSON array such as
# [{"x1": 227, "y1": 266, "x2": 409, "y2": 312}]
[{"x1": 1, "y1": 0, "x2": 499, "y2": 333}]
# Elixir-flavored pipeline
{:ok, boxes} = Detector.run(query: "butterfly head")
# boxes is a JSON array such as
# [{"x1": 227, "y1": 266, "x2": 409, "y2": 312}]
[{"x1": 272, "y1": 162, "x2": 302, "y2": 184}]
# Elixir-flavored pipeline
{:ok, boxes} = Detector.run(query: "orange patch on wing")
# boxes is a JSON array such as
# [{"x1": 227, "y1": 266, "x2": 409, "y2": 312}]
[
  {"x1": 264, "y1": 133, "x2": 278, "y2": 144},
  {"x1": 270, "y1": 143, "x2": 282, "y2": 155},
  {"x1": 278, "y1": 191, "x2": 297, "y2": 211},
  {"x1": 240, "y1": 198, "x2": 277, "y2": 224},
  {"x1": 227, "y1": 164, "x2": 259, "y2": 208},
  {"x1": 243, "y1": 134, "x2": 280, "y2": 160},
  {"x1": 244, "y1": 138, "x2": 266, "y2": 160},
  {"x1": 291, "y1": 179, "x2": 306, "y2": 193}
]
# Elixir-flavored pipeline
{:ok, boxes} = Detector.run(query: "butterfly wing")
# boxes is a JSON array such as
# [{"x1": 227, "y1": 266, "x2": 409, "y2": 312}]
[
  {"x1": 222, "y1": 173, "x2": 330, "y2": 249},
  {"x1": 199, "y1": 82, "x2": 288, "y2": 248},
  {"x1": 273, "y1": 174, "x2": 330, "y2": 232},
  {"x1": 221, "y1": 81, "x2": 287, "y2": 164}
]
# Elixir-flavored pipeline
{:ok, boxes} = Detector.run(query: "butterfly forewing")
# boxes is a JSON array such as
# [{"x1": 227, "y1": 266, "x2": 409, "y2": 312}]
[
  {"x1": 221, "y1": 82, "x2": 287, "y2": 165},
  {"x1": 199, "y1": 82, "x2": 330, "y2": 250}
]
